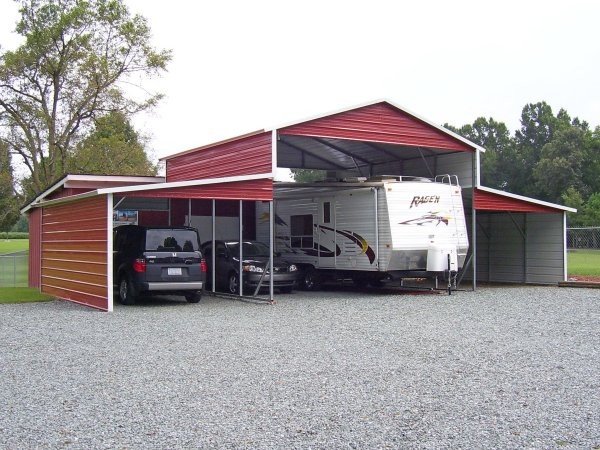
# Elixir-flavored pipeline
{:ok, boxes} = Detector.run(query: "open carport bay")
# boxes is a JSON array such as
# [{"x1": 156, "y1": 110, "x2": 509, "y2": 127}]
[{"x1": 1, "y1": 286, "x2": 598, "y2": 448}]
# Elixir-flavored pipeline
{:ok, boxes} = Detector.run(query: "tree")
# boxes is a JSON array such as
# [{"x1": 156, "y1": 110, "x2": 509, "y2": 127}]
[
  {"x1": 445, "y1": 117, "x2": 512, "y2": 190},
  {"x1": 0, "y1": 141, "x2": 19, "y2": 230},
  {"x1": 0, "y1": 0, "x2": 171, "y2": 194},
  {"x1": 290, "y1": 169, "x2": 326, "y2": 182},
  {"x1": 68, "y1": 111, "x2": 156, "y2": 176}
]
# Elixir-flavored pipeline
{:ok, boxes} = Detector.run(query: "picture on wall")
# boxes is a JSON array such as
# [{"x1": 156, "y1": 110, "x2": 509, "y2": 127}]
[{"x1": 113, "y1": 210, "x2": 138, "y2": 228}]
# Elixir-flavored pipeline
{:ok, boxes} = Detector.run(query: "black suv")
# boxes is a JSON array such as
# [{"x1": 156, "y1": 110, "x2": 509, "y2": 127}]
[{"x1": 113, "y1": 225, "x2": 206, "y2": 304}]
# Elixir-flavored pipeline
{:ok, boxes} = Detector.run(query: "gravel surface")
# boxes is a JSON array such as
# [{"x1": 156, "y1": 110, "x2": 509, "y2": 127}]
[{"x1": 0, "y1": 286, "x2": 599, "y2": 449}]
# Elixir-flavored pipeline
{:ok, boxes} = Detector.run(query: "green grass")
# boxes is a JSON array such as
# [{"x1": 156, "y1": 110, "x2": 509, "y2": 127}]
[
  {"x1": 0, "y1": 239, "x2": 29, "y2": 255},
  {"x1": 568, "y1": 249, "x2": 600, "y2": 276},
  {"x1": 0, "y1": 287, "x2": 54, "y2": 304}
]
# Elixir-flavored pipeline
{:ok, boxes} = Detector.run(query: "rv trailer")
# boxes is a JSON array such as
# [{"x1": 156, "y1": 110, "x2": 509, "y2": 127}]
[{"x1": 262, "y1": 175, "x2": 469, "y2": 290}]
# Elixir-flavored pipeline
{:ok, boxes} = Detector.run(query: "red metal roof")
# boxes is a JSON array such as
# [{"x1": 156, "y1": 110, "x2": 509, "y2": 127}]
[
  {"x1": 279, "y1": 102, "x2": 476, "y2": 152},
  {"x1": 474, "y1": 187, "x2": 571, "y2": 213}
]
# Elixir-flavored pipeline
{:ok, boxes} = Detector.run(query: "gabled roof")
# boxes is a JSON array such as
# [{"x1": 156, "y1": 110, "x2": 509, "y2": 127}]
[{"x1": 474, "y1": 186, "x2": 576, "y2": 213}]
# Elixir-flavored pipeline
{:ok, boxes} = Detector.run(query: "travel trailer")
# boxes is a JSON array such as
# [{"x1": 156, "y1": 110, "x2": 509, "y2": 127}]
[{"x1": 259, "y1": 175, "x2": 469, "y2": 290}]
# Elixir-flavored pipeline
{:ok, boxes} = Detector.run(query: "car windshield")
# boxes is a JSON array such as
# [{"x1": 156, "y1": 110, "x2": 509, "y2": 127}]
[
  {"x1": 146, "y1": 230, "x2": 199, "y2": 252},
  {"x1": 227, "y1": 241, "x2": 270, "y2": 257}
]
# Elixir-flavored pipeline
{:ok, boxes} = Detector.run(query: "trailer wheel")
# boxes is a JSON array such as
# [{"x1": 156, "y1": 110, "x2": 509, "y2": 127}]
[{"x1": 302, "y1": 268, "x2": 320, "y2": 291}]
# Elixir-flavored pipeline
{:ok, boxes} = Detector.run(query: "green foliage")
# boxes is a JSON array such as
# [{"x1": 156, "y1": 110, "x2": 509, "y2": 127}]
[
  {"x1": 0, "y1": 0, "x2": 171, "y2": 196},
  {"x1": 0, "y1": 234, "x2": 29, "y2": 243},
  {"x1": 10, "y1": 215, "x2": 28, "y2": 232},
  {"x1": 0, "y1": 142, "x2": 19, "y2": 230},
  {"x1": 68, "y1": 111, "x2": 156, "y2": 176},
  {"x1": 290, "y1": 169, "x2": 326, "y2": 183}
]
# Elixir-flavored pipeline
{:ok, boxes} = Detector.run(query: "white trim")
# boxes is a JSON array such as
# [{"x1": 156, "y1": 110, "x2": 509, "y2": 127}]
[
  {"x1": 97, "y1": 172, "x2": 274, "y2": 195},
  {"x1": 106, "y1": 193, "x2": 114, "y2": 313},
  {"x1": 476, "y1": 185, "x2": 577, "y2": 213},
  {"x1": 268, "y1": 99, "x2": 487, "y2": 153},
  {"x1": 476, "y1": 149, "x2": 482, "y2": 186},
  {"x1": 271, "y1": 130, "x2": 277, "y2": 177},
  {"x1": 563, "y1": 212, "x2": 568, "y2": 281},
  {"x1": 23, "y1": 190, "x2": 99, "y2": 212}
]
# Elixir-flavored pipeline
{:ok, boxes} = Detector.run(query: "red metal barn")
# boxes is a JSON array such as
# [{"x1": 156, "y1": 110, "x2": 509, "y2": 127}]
[{"x1": 22, "y1": 100, "x2": 575, "y2": 311}]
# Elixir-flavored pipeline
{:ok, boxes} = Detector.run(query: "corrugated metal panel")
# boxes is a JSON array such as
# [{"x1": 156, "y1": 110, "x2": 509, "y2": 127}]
[
  {"x1": 474, "y1": 189, "x2": 557, "y2": 213},
  {"x1": 526, "y1": 213, "x2": 565, "y2": 283},
  {"x1": 28, "y1": 208, "x2": 42, "y2": 288},
  {"x1": 280, "y1": 103, "x2": 474, "y2": 152},
  {"x1": 131, "y1": 179, "x2": 273, "y2": 201},
  {"x1": 166, "y1": 132, "x2": 272, "y2": 182},
  {"x1": 41, "y1": 196, "x2": 108, "y2": 310}
]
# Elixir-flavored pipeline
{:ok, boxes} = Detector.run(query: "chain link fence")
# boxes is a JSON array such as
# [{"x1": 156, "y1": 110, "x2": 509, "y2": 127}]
[
  {"x1": 0, "y1": 251, "x2": 28, "y2": 287},
  {"x1": 567, "y1": 227, "x2": 600, "y2": 249}
]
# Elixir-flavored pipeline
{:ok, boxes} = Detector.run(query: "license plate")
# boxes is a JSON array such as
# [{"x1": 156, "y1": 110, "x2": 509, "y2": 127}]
[{"x1": 167, "y1": 268, "x2": 182, "y2": 276}]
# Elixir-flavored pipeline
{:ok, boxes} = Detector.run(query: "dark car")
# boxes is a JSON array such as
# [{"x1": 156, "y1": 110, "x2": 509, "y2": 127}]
[
  {"x1": 113, "y1": 225, "x2": 206, "y2": 304},
  {"x1": 201, "y1": 240, "x2": 299, "y2": 295}
]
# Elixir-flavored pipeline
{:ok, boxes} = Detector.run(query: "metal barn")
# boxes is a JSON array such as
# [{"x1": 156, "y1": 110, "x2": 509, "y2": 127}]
[{"x1": 23, "y1": 100, "x2": 574, "y2": 311}]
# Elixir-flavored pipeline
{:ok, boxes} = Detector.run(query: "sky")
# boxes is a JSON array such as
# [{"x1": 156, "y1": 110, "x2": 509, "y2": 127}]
[{"x1": 1, "y1": 0, "x2": 599, "y2": 169}]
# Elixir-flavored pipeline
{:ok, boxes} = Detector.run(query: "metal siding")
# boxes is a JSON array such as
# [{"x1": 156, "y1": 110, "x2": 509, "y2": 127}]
[
  {"x1": 436, "y1": 153, "x2": 474, "y2": 188},
  {"x1": 280, "y1": 103, "x2": 474, "y2": 152},
  {"x1": 166, "y1": 132, "x2": 272, "y2": 182},
  {"x1": 474, "y1": 189, "x2": 556, "y2": 213},
  {"x1": 28, "y1": 208, "x2": 42, "y2": 288},
  {"x1": 488, "y1": 214, "x2": 525, "y2": 283},
  {"x1": 129, "y1": 179, "x2": 273, "y2": 201},
  {"x1": 526, "y1": 213, "x2": 565, "y2": 284},
  {"x1": 41, "y1": 196, "x2": 109, "y2": 310}
]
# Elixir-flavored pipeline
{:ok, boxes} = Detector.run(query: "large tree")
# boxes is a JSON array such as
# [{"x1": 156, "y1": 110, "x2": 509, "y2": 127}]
[
  {"x1": 0, "y1": 0, "x2": 170, "y2": 195},
  {"x1": 0, "y1": 141, "x2": 19, "y2": 230},
  {"x1": 68, "y1": 111, "x2": 156, "y2": 176}
]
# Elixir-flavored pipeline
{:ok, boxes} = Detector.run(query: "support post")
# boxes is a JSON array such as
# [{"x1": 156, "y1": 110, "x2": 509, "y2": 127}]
[
  {"x1": 239, "y1": 200, "x2": 243, "y2": 296},
  {"x1": 269, "y1": 200, "x2": 274, "y2": 301},
  {"x1": 212, "y1": 199, "x2": 215, "y2": 293},
  {"x1": 106, "y1": 193, "x2": 114, "y2": 312}
]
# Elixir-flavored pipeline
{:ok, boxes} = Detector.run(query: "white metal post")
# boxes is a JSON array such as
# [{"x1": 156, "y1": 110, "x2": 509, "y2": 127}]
[
  {"x1": 269, "y1": 200, "x2": 274, "y2": 300},
  {"x1": 212, "y1": 199, "x2": 215, "y2": 293},
  {"x1": 106, "y1": 193, "x2": 114, "y2": 312},
  {"x1": 563, "y1": 212, "x2": 568, "y2": 281},
  {"x1": 188, "y1": 199, "x2": 192, "y2": 226},
  {"x1": 239, "y1": 200, "x2": 243, "y2": 296},
  {"x1": 472, "y1": 201, "x2": 477, "y2": 291}
]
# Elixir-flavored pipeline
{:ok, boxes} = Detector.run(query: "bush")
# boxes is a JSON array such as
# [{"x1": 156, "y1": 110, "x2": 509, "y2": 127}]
[{"x1": 0, "y1": 232, "x2": 28, "y2": 239}]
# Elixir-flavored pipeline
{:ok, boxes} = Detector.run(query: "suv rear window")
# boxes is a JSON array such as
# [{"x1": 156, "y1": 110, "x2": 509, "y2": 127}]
[{"x1": 145, "y1": 230, "x2": 200, "y2": 252}]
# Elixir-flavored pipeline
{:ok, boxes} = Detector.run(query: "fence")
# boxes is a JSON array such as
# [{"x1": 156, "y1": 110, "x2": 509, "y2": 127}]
[
  {"x1": 0, "y1": 251, "x2": 28, "y2": 287},
  {"x1": 567, "y1": 227, "x2": 600, "y2": 249}
]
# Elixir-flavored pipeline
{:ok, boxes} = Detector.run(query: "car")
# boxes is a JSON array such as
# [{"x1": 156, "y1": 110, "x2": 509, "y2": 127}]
[
  {"x1": 113, "y1": 225, "x2": 206, "y2": 305},
  {"x1": 201, "y1": 240, "x2": 299, "y2": 295}
]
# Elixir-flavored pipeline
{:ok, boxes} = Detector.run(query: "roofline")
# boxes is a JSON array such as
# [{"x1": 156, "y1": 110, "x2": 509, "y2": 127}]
[
  {"x1": 21, "y1": 190, "x2": 100, "y2": 213},
  {"x1": 97, "y1": 172, "x2": 274, "y2": 195},
  {"x1": 269, "y1": 99, "x2": 486, "y2": 153},
  {"x1": 160, "y1": 130, "x2": 267, "y2": 161},
  {"x1": 476, "y1": 185, "x2": 577, "y2": 213},
  {"x1": 20, "y1": 174, "x2": 166, "y2": 214}
]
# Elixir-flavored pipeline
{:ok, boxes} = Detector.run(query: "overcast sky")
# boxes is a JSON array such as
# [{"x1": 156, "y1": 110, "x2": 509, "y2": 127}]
[{"x1": 1, "y1": 0, "x2": 599, "y2": 165}]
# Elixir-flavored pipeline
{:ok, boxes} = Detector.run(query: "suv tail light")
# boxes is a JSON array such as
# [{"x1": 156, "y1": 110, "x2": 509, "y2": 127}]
[
  {"x1": 200, "y1": 258, "x2": 207, "y2": 273},
  {"x1": 133, "y1": 258, "x2": 147, "y2": 273}
]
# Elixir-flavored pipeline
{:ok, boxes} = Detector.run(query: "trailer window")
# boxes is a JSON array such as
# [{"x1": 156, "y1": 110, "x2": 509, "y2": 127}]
[
  {"x1": 290, "y1": 215, "x2": 313, "y2": 249},
  {"x1": 323, "y1": 202, "x2": 331, "y2": 224}
]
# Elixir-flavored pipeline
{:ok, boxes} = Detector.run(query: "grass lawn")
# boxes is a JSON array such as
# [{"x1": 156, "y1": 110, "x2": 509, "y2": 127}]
[
  {"x1": 567, "y1": 249, "x2": 600, "y2": 276},
  {"x1": 0, "y1": 239, "x2": 29, "y2": 255},
  {"x1": 0, "y1": 287, "x2": 54, "y2": 304}
]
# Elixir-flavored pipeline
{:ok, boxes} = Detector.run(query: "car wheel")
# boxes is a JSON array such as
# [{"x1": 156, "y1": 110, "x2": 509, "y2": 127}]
[
  {"x1": 302, "y1": 268, "x2": 320, "y2": 291},
  {"x1": 227, "y1": 272, "x2": 239, "y2": 295},
  {"x1": 118, "y1": 275, "x2": 136, "y2": 305},
  {"x1": 185, "y1": 291, "x2": 202, "y2": 303}
]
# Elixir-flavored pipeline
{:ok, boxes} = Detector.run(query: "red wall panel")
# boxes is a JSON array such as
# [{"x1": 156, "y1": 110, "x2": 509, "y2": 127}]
[
  {"x1": 28, "y1": 208, "x2": 42, "y2": 288},
  {"x1": 166, "y1": 132, "x2": 272, "y2": 182},
  {"x1": 132, "y1": 179, "x2": 273, "y2": 201},
  {"x1": 474, "y1": 189, "x2": 557, "y2": 213},
  {"x1": 138, "y1": 210, "x2": 169, "y2": 227},
  {"x1": 280, "y1": 102, "x2": 474, "y2": 152},
  {"x1": 41, "y1": 196, "x2": 109, "y2": 310}
]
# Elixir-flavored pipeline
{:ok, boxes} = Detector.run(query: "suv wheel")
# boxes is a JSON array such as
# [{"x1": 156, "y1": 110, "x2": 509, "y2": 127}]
[
  {"x1": 227, "y1": 272, "x2": 239, "y2": 295},
  {"x1": 118, "y1": 275, "x2": 136, "y2": 305},
  {"x1": 185, "y1": 291, "x2": 202, "y2": 303}
]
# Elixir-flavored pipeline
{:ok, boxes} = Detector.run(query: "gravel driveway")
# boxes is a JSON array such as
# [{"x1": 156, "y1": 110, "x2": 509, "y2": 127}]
[{"x1": 0, "y1": 286, "x2": 598, "y2": 449}]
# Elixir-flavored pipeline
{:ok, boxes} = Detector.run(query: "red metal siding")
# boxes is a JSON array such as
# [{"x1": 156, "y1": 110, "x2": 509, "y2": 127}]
[
  {"x1": 28, "y1": 208, "x2": 42, "y2": 288},
  {"x1": 47, "y1": 188, "x2": 93, "y2": 200},
  {"x1": 166, "y1": 132, "x2": 272, "y2": 182},
  {"x1": 41, "y1": 196, "x2": 109, "y2": 310},
  {"x1": 280, "y1": 103, "x2": 474, "y2": 152},
  {"x1": 474, "y1": 189, "x2": 557, "y2": 213},
  {"x1": 138, "y1": 210, "x2": 169, "y2": 226},
  {"x1": 132, "y1": 179, "x2": 273, "y2": 201}
]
